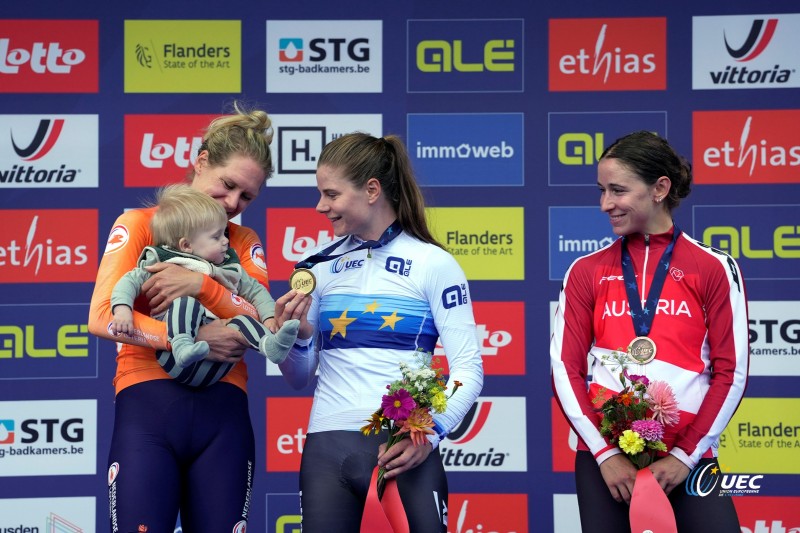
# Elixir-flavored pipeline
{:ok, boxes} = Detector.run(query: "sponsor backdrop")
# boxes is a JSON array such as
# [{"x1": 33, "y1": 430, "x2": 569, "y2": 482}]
[{"x1": 1, "y1": 0, "x2": 798, "y2": 531}]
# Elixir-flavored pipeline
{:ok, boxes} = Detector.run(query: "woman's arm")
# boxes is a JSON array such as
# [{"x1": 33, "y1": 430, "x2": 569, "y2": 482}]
[
  {"x1": 670, "y1": 250, "x2": 749, "y2": 469},
  {"x1": 550, "y1": 258, "x2": 619, "y2": 462},
  {"x1": 88, "y1": 209, "x2": 170, "y2": 350},
  {"x1": 275, "y1": 289, "x2": 318, "y2": 390}
]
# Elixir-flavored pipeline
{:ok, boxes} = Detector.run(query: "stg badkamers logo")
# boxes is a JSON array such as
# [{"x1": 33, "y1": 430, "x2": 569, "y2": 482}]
[
  {"x1": 685, "y1": 462, "x2": 764, "y2": 497},
  {"x1": 267, "y1": 20, "x2": 382, "y2": 93},
  {"x1": 693, "y1": 14, "x2": 800, "y2": 90}
]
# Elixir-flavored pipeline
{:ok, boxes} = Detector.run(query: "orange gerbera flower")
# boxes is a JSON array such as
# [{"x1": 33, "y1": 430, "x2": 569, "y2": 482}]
[{"x1": 395, "y1": 407, "x2": 435, "y2": 446}]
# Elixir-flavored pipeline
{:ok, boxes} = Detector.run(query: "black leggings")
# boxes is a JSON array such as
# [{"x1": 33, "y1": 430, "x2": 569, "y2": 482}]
[
  {"x1": 299, "y1": 430, "x2": 448, "y2": 533},
  {"x1": 108, "y1": 380, "x2": 255, "y2": 533},
  {"x1": 575, "y1": 451, "x2": 740, "y2": 533}
]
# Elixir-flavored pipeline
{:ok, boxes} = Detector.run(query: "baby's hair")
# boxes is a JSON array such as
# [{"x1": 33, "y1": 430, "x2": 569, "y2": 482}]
[{"x1": 149, "y1": 184, "x2": 227, "y2": 248}]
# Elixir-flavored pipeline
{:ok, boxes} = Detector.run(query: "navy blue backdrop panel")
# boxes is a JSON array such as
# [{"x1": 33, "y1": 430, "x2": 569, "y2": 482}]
[{"x1": 1, "y1": 0, "x2": 799, "y2": 531}]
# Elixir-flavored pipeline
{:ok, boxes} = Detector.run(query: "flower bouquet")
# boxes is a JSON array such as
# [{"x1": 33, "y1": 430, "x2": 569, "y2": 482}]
[
  {"x1": 361, "y1": 352, "x2": 461, "y2": 499},
  {"x1": 594, "y1": 350, "x2": 680, "y2": 469}
]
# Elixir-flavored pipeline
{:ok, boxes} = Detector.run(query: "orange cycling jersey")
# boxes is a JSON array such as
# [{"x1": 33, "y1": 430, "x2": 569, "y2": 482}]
[{"x1": 88, "y1": 207, "x2": 269, "y2": 394}]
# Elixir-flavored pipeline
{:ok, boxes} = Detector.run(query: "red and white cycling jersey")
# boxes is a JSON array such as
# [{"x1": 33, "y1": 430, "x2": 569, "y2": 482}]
[{"x1": 551, "y1": 227, "x2": 749, "y2": 468}]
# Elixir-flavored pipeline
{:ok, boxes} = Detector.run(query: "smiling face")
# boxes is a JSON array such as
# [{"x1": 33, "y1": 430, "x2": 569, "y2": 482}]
[
  {"x1": 181, "y1": 222, "x2": 229, "y2": 264},
  {"x1": 597, "y1": 158, "x2": 672, "y2": 236},
  {"x1": 315, "y1": 164, "x2": 380, "y2": 240},
  {"x1": 191, "y1": 151, "x2": 265, "y2": 219}
]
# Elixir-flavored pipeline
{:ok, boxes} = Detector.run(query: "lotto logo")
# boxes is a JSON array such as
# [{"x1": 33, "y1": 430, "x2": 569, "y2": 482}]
[
  {"x1": 0, "y1": 20, "x2": 98, "y2": 93},
  {"x1": 267, "y1": 208, "x2": 334, "y2": 280},
  {"x1": 124, "y1": 114, "x2": 216, "y2": 187}
]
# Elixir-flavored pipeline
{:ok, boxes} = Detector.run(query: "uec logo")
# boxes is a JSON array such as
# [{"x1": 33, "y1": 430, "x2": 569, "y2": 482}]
[{"x1": 685, "y1": 462, "x2": 764, "y2": 497}]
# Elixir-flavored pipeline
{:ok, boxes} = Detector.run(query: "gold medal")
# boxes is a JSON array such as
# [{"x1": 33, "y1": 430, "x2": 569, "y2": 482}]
[
  {"x1": 289, "y1": 268, "x2": 316, "y2": 294},
  {"x1": 627, "y1": 336, "x2": 657, "y2": 364}
]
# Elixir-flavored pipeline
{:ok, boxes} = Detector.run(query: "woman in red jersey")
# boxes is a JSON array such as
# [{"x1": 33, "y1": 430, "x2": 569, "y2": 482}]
[
  {"x1": 551, "y1": 131, "x2": 748, "y2": 532},
  {"x1": 89, "y1": 102, "x2": 274, "y2": 532}
]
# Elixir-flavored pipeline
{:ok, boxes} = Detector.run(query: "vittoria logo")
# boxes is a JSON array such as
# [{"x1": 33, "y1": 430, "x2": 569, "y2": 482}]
[
  {"x1": 725, "y1": 19, "x2": 777, "y2": 61},
  {"x1": 693, "y1": 14, "x2": 800, "y2": 90},
  {"x1": 0, "y1": 115, "x2": 99, "y2": 188},
  {"x1": 12, "y1": 119, "x2": 63, "y2": 160},
  {"x1": 440, "y1": 397, "x2": 527, "y2": 472}
]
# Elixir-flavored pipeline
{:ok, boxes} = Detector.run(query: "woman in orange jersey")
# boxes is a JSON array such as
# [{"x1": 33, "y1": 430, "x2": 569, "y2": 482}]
[{"x1": 89, "y1": 102, "x2": 274, "y2": 533}]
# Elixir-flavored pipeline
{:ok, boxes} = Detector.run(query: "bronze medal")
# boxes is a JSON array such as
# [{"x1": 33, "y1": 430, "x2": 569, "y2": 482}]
[
  {"x1": 627, "y1": 336, "x2": 657, "y2": 364},
  {"x1": 289, "y1": 268, "x2": 316, "y2": 294}
]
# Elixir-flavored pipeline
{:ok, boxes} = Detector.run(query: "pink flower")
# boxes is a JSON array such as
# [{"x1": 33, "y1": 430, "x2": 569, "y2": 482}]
[
  {"x1": 631, "y1": 419, "x2": 664, "y2": 441},
  {"x1": 381, "y1": 389, "x2": 416, "y2": 421},
  {"x1": 624, "y1": 368, "x2": 650, "y2": 386},
  {"x1": 647, "y1": 380, "x2": 680, "y2": 426}
]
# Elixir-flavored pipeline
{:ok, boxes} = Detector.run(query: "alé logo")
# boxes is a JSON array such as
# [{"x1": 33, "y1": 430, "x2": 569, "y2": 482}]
[
  {"x1": 124, "y1": 114, "x2": 216, "y2": 187},
  {"x1": 549, "y1": 17, "x2": 666, "y2": 91},
  {"x1": 0, "y1": 20, "x2": 98, "y2": 93},
  {"x1": 267, "y1": 208, "x2": 334, "y2": 280}
]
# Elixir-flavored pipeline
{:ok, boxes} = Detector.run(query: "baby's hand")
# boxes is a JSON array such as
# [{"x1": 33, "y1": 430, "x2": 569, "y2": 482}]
[
  {"x1": 263, "y1": 317, "x2": 278, "y2": 334},
  {"x1": 112, "y1": 306, "x2": 134, "y2": 336}
]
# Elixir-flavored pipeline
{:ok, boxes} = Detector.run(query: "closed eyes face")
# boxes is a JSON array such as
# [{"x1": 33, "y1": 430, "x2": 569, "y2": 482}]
[
  {"x1": 181, "y1": 223, "x2": 229, "y2": 264},
  {"x1": 192, "y1": 152, "x2": 266, "y2": 219}
]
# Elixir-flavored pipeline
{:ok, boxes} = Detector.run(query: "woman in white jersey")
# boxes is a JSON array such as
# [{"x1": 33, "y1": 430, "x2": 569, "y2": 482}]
[{"x1": 274, "y1": 132, "x2": 484, "y2": 532}]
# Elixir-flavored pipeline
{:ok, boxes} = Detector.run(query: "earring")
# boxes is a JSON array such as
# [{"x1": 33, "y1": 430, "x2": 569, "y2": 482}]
[{"x1": 655, "y1": 196, "x2": 662, "y2": 203}]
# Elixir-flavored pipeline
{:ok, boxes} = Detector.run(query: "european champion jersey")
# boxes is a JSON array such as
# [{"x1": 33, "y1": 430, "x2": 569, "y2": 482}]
[{"x1": 281, "y1": 230, "x2": 484, "y2": 446}]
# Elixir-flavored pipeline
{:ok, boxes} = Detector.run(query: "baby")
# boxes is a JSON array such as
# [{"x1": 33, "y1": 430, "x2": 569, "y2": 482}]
[{"x1": 110, "y1": 184, "x2": 298, "y2": 387}]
